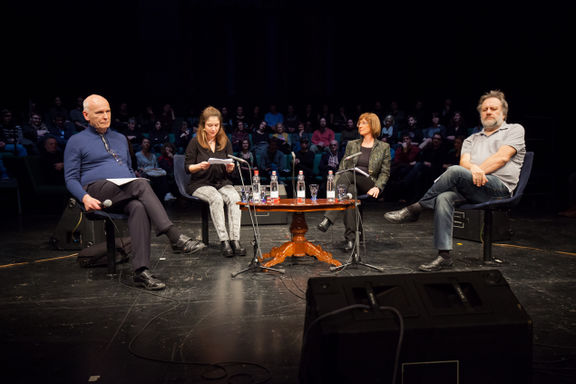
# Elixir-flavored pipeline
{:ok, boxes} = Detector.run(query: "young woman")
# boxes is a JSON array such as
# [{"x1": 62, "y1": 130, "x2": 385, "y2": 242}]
[
  {"x1": 317, "y1": 112, "x2": 391, "y2": 251},
  {"x1": 184, "y1": 106, "x2": 245, "y2": 257}
]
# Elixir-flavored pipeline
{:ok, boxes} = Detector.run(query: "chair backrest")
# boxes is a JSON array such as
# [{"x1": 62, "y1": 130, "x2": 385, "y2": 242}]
[
  {"x1": 508, "y1": 151, "x2": 534, "y2": 206},
  {"x1": 173, "y1": 154, "x2": 192, "y2": 197},
  {"x1": 459, "y1": 151, "x2": 534, "y2": 210}
]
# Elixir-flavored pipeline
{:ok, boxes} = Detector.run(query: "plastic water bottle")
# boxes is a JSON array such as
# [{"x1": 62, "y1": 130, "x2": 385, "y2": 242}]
[
  {"x1": 296, "y1": 170, "x2": 306, "y2": 203},
  {"x1": 252, "y1": 169, "x2": 261, "y2": 203},
  {"x1": 270, "y1": 170, "x2": 279, "y2": 202},
  {"x1": 326, "y1": 170, "x2": 335, "y2": 201}
]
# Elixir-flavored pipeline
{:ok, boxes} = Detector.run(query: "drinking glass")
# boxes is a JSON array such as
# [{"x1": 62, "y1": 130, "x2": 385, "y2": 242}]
[
  {"x1": 337, "y1": 184, "x2": 347, "y2": 201},
  {"x1": 309, "y1": 184, "x2": 319, "y2": 201}
]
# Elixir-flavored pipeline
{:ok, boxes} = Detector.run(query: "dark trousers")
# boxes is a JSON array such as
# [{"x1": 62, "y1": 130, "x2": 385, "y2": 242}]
[
  {"x1": 324, "y1": 171, "x2": 374, "y2": 241},
  {"x1": 85, "y1": 179, "x2": 173, "y2": 271}
]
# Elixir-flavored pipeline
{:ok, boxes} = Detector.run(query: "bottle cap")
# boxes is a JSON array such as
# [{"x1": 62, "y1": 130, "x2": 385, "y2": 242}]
[{"x1": 254, "y1": 169, "x2": 259, "y2": 175}]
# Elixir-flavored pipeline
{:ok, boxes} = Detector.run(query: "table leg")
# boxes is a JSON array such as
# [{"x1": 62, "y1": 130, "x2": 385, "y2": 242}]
[{"x1": 261, "y1": 212, "x2": 342, "y2": 267}]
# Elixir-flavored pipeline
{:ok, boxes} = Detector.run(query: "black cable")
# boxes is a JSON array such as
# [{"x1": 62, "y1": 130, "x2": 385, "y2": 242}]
[{"x1": 302, "y1": 303, "x2": 405, "y2": 384}]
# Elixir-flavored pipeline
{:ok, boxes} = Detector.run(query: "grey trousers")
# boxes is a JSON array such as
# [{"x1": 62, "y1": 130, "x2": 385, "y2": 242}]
[
  {"x1": 193, "y1": 185, "x2": 241, "y2": 242},
  {"x1": 418, "y1": 165, "x2": 510, "y2": 251}
]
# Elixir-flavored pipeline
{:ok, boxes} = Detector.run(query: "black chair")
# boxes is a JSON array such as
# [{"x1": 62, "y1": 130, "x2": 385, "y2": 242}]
[
  {"x1": 173, "y1": 154, "x2": 210, "y2": 245},
  {"x1": 82, "y1": 207, "x2": 129, "y2": 275},
  {"x1": 457, "y1": 151, "x2": 534, "y2": 264}
]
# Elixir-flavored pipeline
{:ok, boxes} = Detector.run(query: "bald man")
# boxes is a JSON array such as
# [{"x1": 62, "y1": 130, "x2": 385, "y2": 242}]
[{"x1": 64, "y1": 95, "x2": 204, "y2": 290}]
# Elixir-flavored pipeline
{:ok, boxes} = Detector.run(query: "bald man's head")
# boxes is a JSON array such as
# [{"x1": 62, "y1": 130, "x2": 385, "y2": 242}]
[{"x1": 82, "y1": 94, "x2": 111, "y2": 133}]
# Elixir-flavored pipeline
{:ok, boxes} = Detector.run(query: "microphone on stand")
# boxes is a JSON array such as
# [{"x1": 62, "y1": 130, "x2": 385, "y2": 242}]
[
  {"x1": 228, "y1": 154, "x2": 249, "y2": 164},
  {"x1": 343, "y1": 152, "x2": 362, "y2": 161}
]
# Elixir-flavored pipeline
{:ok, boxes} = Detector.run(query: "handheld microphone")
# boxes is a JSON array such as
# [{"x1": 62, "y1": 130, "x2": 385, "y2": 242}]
[
  {"x1": 100, "y1": 199, "x2": 112, "y2": 208},
  {"x1": 344, "y1": 152, "x2": 362, "y2": 161},
  {"x1": 228, "y1": 154, "x2": 249, "y2": 164}
]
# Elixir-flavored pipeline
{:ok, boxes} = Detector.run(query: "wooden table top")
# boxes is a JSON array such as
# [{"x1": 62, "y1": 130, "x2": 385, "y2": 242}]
[{"x1": 238, "y1": 198, "x2": 356, "y2": 213}]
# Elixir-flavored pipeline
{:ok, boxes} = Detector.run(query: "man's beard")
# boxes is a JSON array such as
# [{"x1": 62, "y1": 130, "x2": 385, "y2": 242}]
[{"x1": 482, "y1": 117, "x2": 502, "y2": 130}]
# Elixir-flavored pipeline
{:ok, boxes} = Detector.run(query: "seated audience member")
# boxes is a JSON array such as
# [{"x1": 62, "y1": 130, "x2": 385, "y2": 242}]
[
  {"x1": 157, "y1": 142, "x2": 178, "y2": 201},
  {"x1": 233, "y1": 138, "x2": 255, "y2": 184},
  {"x1": 271, "y1": 122, "x2": 291, "y2": 154},
  {"x1": 414, "y1": 133, "x2": 449, "y2": 195},
  {"x1": 294, "y1": 138, "x2": 315, "y2": 186},
  {"x1": 264, "y1": 104, "x2": 284, "y2": 128},
  {"x1": 387, "y1": 134, "x2": 421, "y2": 202},
  {"x1": 39, "y1": 136, "x2": 65, "y2": 185},
  {"x1": 396, "y1": 114, "x2": 423, "y2": 144},
  {"x1": 339, "y1": 118, "x2": 359, "y2": 157},
  {"x1": 445, "y1": 111, "x2": 467, "y2": 140},
  {"x1": 311, "y1": 117, "x2": 335, "y2": 153},
  {"x1": 64, "y1": 94, "x2": 204, "y2": 291},
  {"x1": 319, "y1": 139, "x2": 341, "y2": 180},
  {"x1": 135, "y1": 137, "x2": 170, "y2": 202},
  {"x1": 384, "y1": 90, "x2": 525, "y2": 273},
  {"x1": 185, "y1": 106, "x2": 246, "y2": 257},
  {"x1": 317, "y1": 112, "x2": 391, "y2": 251},
  {"x1": 69, "y1": 96, "x2": 90, "y2": 133},
  {"x1": 123, "y1": 118, "x2": 143, "y2": 148},
  {"x1": 290, "y1": 121, "x2": 311, "y2": 153},
  {"x1": 442, "y1": 135, "x2": 464, "y2": 169},
  {"x1": 22, "y1": 112, "x2": 49, "y2": 154},
  {"x1": 175, "y1": 120, "x2": 192, "y2": 153},
  {"x1": 251, "y1": 120, "x2": 270, "y2": 160},
  {"x1": 420, "y1": 112, "x2": 447, "y2": 145},
  {"x1": 230, "y1": 121, "x2": 250, "y2": 153},
  {"x1": 0, "y1": 109, "x2": 28, "y2": 157},
  {"x1": 380, "y1": 115, "x2": 396, "y2": 144},
  {"x1": 149, "y1": 120, "x2": 169, "y2": 153},
  {"x1": 258, "y1": 138, "x2": 286, "y2": 181}
]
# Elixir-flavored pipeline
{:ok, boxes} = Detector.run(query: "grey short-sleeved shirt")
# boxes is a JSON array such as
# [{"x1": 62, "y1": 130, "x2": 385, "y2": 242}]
[{"x1": 461, "y1": 122, "x2": 526, "y2": 192}]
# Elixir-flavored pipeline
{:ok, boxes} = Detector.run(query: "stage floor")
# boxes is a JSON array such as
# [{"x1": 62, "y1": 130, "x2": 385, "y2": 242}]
[{"x1": 1, "y1": 199, "x2": 575, "y2": 383}]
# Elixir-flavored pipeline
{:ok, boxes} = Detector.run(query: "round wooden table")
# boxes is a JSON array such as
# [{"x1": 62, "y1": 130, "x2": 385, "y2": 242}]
[{"x1": 238, "y1": 198, "x2": 356, "y2": 268}]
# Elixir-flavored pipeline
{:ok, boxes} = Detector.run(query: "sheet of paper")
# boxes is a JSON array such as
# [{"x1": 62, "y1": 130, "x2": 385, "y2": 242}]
[
  {"x1": 208, "y1": 157, "x2": 233, "y2": 165},
  {"x1": 106, "y1": 177, "x2": 145, "y2": 186}
]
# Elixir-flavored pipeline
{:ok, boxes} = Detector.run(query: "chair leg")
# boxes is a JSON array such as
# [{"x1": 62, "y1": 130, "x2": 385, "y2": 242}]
[
  {"x1": 104, "y1": 218, "x2": 117, "y2": 275},
  {"x1": 201, "y1": 203, "x2": 209, "y2": 245}
]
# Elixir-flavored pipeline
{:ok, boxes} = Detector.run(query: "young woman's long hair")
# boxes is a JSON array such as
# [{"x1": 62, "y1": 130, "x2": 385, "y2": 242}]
[{"x1": 197, "y1": 106, "x2": 229, "y2": 150}]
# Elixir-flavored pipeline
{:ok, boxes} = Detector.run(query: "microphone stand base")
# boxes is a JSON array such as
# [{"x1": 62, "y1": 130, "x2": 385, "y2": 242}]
[
  {"x1": 330, "y1": 252, "x2": 384, "y2": 273},
  {"x1": 231, "y1": 260, "x2": 285, "y2": 277}
]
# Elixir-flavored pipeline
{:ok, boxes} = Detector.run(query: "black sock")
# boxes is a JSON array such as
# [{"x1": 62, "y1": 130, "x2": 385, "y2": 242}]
[
  {"x1": 438, "y1": 250, "x2": 450, "y2": 259},
  {"x1": 135, "y1": 266, "x2": 148, "y2": 274},
  {"x1": 165, "y1": 226, "x2": 180, "y2": 243},
  {"x1": 408, "y1": 202, "x2": 423, "y2": 213}
]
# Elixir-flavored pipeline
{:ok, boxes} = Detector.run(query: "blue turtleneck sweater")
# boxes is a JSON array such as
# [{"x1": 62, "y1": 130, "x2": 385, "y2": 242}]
[{"x1": 64, "y1": 126, "x2": 135, "y2": 201}]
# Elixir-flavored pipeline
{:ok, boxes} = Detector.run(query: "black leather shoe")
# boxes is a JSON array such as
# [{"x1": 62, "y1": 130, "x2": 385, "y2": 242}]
[
  {"x1": 317, "y1": 217, "x2": 332, "y2": 232},
  {"x1": 133, "y1": 269, "x2": 166, "y2": 290},
  {"x1": 230, "y1": 240, "x2": 246, "y2": 256},
  {"x1": 418, "y1": 256, "x2": 454, "y2": 272},
  {"x1": 221, "y1": 240, "x2": 234, "y2": 257},
  {"x1": 343, "y1": 240, "x2": 354, "y2": 252},
  {"x1": 171, "y1": 234, "x2": 206, "y2": 254},
  {"x1": 384, "y1": 207, "x2": 420, "y2": 224}
]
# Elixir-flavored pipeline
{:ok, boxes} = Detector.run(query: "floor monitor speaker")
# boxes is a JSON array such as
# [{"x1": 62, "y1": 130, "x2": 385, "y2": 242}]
[{"x1": 300, "y1": 270, "x2": 532, "y2": 384}]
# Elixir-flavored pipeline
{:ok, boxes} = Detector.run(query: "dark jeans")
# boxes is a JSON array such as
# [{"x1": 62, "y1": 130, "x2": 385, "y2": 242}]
[
  {"x1": 85, "y1": 178, "x2": 173, "y2": 271},
  {"x1": 418, "y1": 165, "x2": 510, "y2": 250}
]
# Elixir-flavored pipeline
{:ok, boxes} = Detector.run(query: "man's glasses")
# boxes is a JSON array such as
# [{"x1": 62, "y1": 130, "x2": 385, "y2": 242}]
[{"x1": 99, "y1": 134, "x2": 123, "y2": 165}]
